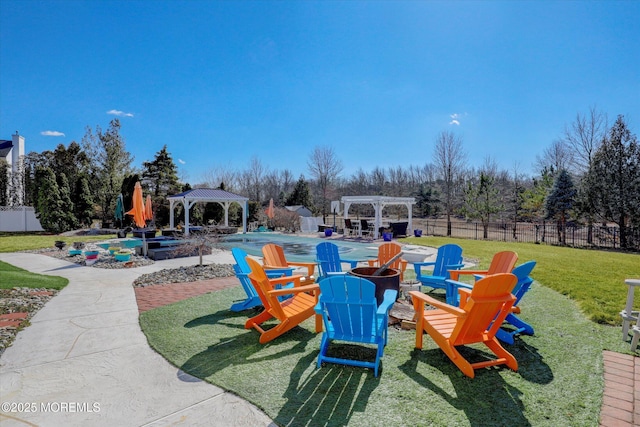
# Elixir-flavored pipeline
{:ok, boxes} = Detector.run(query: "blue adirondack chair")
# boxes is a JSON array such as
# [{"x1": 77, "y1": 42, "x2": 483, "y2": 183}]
[
  {"x1": 230, "y1": 248, "x2": 293, "y2": 312},
  {"x1": 496, "y1": 260, "x2": 537, "y2": 344},
  {"x1": 315, "y1": 242, "x2": 359, "y2": 281},
  {"x1": 413, "y1": 244, "x2": 464, "y2": 299},
  {"x1": 315, "y1": 275, "x2": 397, "y2": 377}
]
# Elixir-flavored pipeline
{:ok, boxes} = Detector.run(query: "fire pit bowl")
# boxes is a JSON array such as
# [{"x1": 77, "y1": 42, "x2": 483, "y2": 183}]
[{"x1": 348, "y1": 267, "x2": 400, "y2": 306}]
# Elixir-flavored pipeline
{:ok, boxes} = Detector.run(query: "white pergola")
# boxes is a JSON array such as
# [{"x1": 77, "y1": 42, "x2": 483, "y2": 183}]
[
  {"x1": 341, "y1": 196, "x2": 416, "y2": 239},
  {"x1": 167, "y1": 188, "x2": 249, "y2": 236}
]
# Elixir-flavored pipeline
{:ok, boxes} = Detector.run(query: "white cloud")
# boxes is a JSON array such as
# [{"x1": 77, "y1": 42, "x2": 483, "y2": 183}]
[
  {"x1": 449, "y1": 112, "x2": 467, "y2": 126},
  {"x1": 178, "y1": 159, "x2": 186, "y2": 164},
  {"x1": 107, "y1": 109, "x2": 134, "y2": 117},
  {"x1": 41, "y1": 130, "x2": 65, "y2": 136}
]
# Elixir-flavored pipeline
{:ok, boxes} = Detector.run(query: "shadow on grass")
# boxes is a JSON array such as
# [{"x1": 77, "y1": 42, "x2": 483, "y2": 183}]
[
  {"x1": 179, "y1": 308, "x2": 313, "y2": 380},
  {"x1": 179, "y1": 304, "x2": 385, "y2": 426},
  {"x1": 507, "y1": 339, "x2": 553, "y2": 385},
  {"x1": 400, "y1": 348, "x2": 530, "y2": 427},
  {"x1": 274, "y1": 350, "x2": 379, "y2": 427},
  {"x1": 184, "y1": 307, "x2": 256, "y2": 329}
]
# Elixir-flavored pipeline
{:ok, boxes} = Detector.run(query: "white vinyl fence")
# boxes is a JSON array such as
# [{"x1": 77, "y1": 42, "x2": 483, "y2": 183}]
[{"x1": 0, "y1": 206, "x2": 44, "y2": 232}]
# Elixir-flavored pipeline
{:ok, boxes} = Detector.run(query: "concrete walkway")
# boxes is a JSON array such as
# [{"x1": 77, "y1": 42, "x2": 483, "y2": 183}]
[{"x1": 0, "y1": 252, "x2": 275, "y2": 427}]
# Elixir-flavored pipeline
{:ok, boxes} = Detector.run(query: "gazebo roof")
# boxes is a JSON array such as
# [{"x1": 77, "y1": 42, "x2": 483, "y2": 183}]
[
  {"x1": 167, "y1": 188, "x2": 248, "y2": 202},
  {"x1": 167, "y1": 188, "x2": 248, "y2": 236},
  {"x1": 341, "y1": 195, "x2": 416, "y2": 205}
]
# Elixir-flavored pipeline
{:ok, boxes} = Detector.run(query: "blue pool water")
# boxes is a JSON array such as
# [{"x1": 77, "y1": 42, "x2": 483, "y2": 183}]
[
  {"x1": 96, "y1": 237, "x2": 183, "y2": 250},
  {"x1": 219, "y1": 233, "x2": 379, "y2": 262}
]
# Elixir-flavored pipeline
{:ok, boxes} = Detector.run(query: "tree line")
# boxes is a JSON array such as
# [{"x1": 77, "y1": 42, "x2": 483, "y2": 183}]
[{"x1": 1, "y1": 109, "x2": 638, "y2": 249}]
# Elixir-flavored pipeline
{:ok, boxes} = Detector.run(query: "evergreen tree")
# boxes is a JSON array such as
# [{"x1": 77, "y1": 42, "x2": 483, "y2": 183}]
[
  {"x1": 285, "y1": 176, "x2": 314, "y2": 210},
  {"x1": 82, "y1": 118, "x2": 134, "y2": 223},
  {"x1": 56, "y1": 172, "x2": 77, "y2": 231},
  {"x1": 545, "y1": 169, "x2": 576, "y2": 244},
  {"x1": 0, "y1": 160, "x2": 7, "y2": 206},
  {"x1": 142, "y1": 145, "x2": 181, "y2": 226},
  {"x1": 414, "y1": 184, "x2": 440, "y2": 217},
  {"x1": 75, "y1": 175, "x2": 94, "y2": 227},
  {"x1": 34, "y1": 167, "x2": 69, "y2": 233},
  {"x1": 521, "y1": 169, "x2": 554, "y2": 242},
  {"x1": 585, "y1": 115, "x2": 639, "y2": 248},
  {"x1": 462, "y1": 172, "x2": 502, "y2": 238}
]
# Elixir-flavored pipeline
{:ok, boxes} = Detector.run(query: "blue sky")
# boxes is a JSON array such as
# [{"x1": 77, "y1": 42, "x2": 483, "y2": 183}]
[{"x1": 1, "y1": 0, "x2": 638, "y2": 183}]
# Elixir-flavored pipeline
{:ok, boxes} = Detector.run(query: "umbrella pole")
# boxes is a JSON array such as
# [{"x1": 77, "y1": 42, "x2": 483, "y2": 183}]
[{"x1": 143, "y1": 233, "x2": 147, "y2": 258}]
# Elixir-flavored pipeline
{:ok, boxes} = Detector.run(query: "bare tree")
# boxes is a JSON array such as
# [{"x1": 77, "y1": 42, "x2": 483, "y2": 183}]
[
  {"x1": 237, "y1": 156, "x2": 267, "y2": 202},
  {"x1": 562, "y1": 106, "x2": 607, "y2": 174},
  {"x1": 433, "y1": 131, "x2": 466, "y2": 236},
  {"x1": 280, "y1": 169, "x2": 295, "y2": 199},
  {"x1": 534, "y1": 139, "x2": 572, "y2": 175},
  {"x1": 369, "y1": 167, "x2": 387, "y2": 194},
  {"x1": 346, "y1": 168, "x2": 369, "y2": 196},
  {"x1": 560, "y1": 107, "x2": 608, "y2": 243},
  {"x1": 262, "y1": 170, "x2": 282, "y2": 204},
  {"x1": 307, "y1": 146, "x2": 343, "y2": 221},
  {"x1": 170, "y1": 228, "x2": 220, "y2": 266},
  {"x1": 200, "y1": 165, "x2": 239, "y2": 192}
]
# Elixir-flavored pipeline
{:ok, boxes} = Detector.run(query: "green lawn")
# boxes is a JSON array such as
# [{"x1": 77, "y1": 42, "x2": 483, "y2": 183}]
[
  {"x1": 0, "y1": 232, "x2": 115, "y2": 253},
  {"x1": 0, "y1": 260, "x2": 68, "y2": 290},
  {"x1": 402, "y1": 236, "x2": 639, "y2": 325},
  {"x1": 141, "y1": 282, "x2": 631, "y2": 426}
]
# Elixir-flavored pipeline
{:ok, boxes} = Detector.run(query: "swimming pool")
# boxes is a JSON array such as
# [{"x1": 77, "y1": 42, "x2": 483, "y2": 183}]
[
  {"x1": 96, "y1": 237, "x2": 183, "y2": 250},
  {"x1": 218, "y1": 233, "x2": 380, "y2": 262}
]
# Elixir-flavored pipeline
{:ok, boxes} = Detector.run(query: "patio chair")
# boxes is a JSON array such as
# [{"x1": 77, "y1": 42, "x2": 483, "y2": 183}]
[
  {"x1": 315, "y1": 275, "x2": 397, "y2": 377},
  {"x1": 230, "y1": 248, "x2": 293, "y2": 312},
  {"x1": 495, "y1": 260, "x2": 537, "y2": 344},
  {"x1": 262, "y1": 243, "x2": 317, "y2": 285},
  {"x1": 413, "y1": 244, "x2": 464, "y2": 297},
  {"x1": 344, "y1": 219, "x2": 356, "y2": 236},
  {"x1": 315, "y1": 242, "x2": 359, "y2": 281},
  {"x1": 445, "y1": 251, "x2": 518, "y2": 305},
  {"x1": 367, "y1": 242, "x2": 408, "y2": 281},
  {"x1": 360, "y1": 219, "x2": 374, "y2": 238},
  {"x1": 245, "y1": 257, "x2": 322, "y2": 344},
  {"x1": 410, "y1": 273, "x2": 518, "y2": 378}
]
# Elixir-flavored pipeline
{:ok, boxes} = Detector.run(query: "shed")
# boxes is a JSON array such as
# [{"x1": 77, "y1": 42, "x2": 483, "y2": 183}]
[
  {"x1": 285, "y1": 205, "x2": 313, "y2": 217},
  {"x1": 167, "y1": 188, "x2": 249, "y2": 236}
]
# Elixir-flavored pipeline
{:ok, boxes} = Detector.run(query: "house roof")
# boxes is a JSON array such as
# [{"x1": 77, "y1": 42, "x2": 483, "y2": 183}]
[
  {"x1": 0, "y1": 140, "x2": 12, "y2": 159},
  {"x1": 167, "y1": 188, "x2": 248, "y2": 202}
]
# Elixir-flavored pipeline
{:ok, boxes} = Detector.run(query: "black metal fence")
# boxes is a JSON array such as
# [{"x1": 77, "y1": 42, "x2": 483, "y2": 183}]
[{"x1": 419, "y1": 219, "x2": 640, "y2": 251}]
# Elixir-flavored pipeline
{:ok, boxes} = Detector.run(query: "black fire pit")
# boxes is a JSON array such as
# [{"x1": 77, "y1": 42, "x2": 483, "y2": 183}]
[{"x1": 348, "y1": 267, "x2": 400, "y2": 306}]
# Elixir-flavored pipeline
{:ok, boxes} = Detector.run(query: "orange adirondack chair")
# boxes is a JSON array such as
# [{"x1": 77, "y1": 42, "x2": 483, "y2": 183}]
[
  {"x1": 245, "y1": 257, "x2": 322, "y2": 344},
  {"x1": 367, "y1": 242, "x2": 408, "y2": 281},
  {"x1": 445, "y1": 251, "x2": 518, "y2": 305},
  {"x1": 410, "y1": 273, "x2": 518, "y2": 378},
  {"x1": 262, "y1": 243, "x2": 317, "y2": 285},
  {"x1": 448, "y1": 250, "x2": 517, "y2": 282}
]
